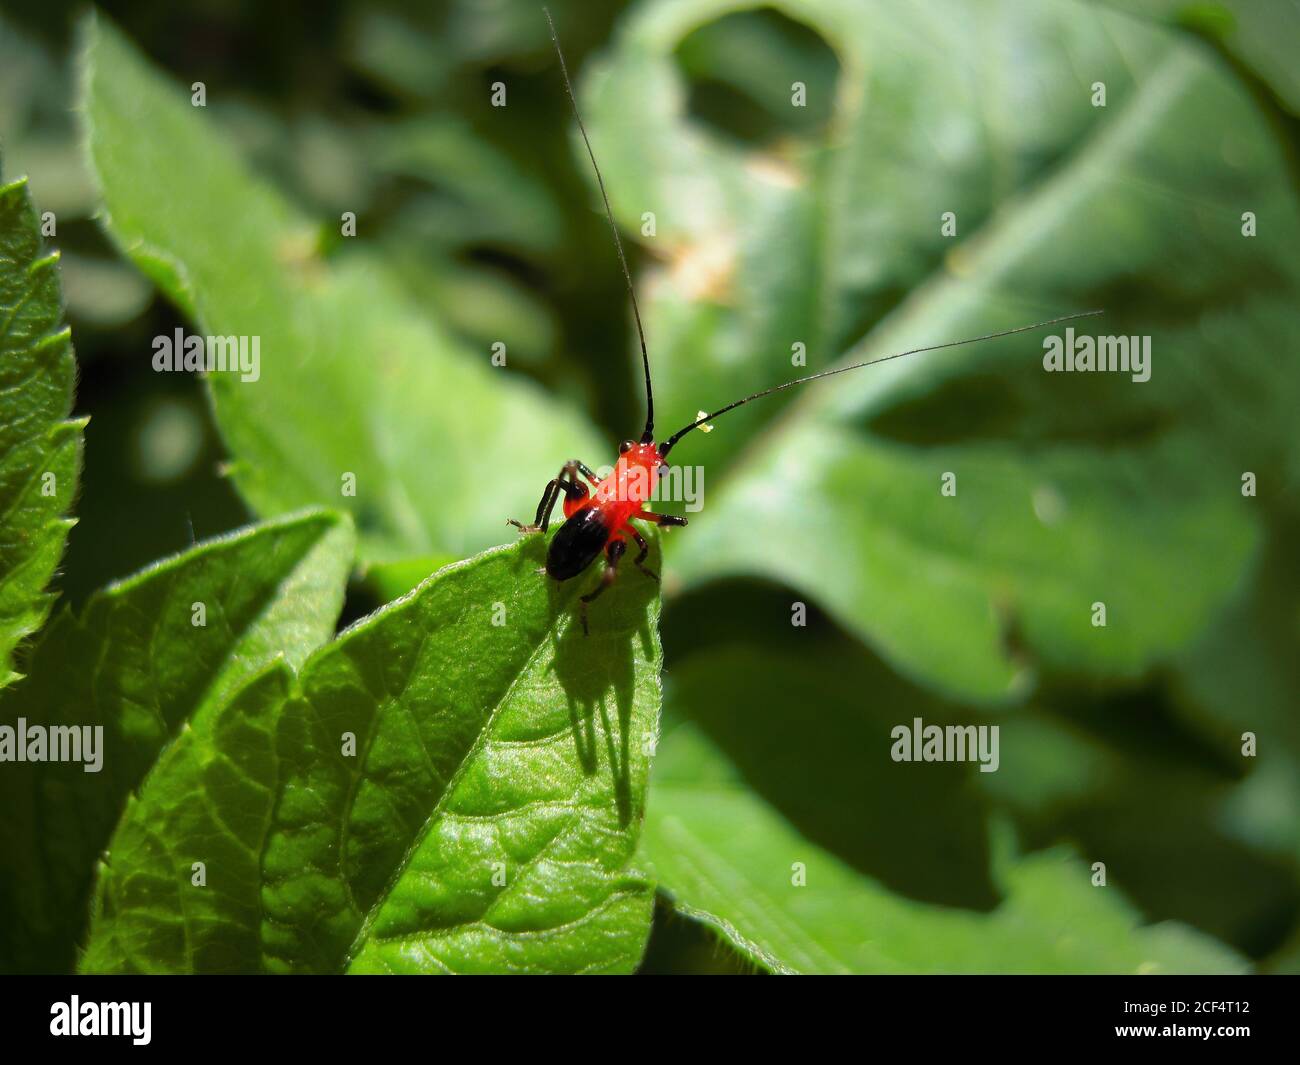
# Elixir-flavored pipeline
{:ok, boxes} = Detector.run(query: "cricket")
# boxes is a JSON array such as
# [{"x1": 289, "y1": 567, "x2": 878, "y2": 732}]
[{"x1": 513, "y1": 9, "x2": 1103, "y2": 634}]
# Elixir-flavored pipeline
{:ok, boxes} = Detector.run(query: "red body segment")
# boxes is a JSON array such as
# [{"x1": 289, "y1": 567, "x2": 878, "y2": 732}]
[
  {"x1": 562, "y1": 441, "x2": 662, "y2": 543},
  {"x1": 539, "y1": 441, "x2": 674, "y2": 590}
]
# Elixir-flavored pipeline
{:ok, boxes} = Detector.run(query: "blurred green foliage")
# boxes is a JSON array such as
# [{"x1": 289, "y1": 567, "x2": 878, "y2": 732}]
[{"x1": 1, "y1": 0, "x2": 1297, "y2": 973}]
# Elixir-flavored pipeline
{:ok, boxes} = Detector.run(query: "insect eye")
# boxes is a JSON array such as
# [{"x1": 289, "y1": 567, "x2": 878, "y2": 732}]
[{"x1": 619, "y1": 440, "x2": 633, "y2": 454}]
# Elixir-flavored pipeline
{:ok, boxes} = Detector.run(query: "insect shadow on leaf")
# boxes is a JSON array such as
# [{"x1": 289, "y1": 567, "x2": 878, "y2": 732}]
[{"x1": 543, "y1": 536, "x2": 659, "y2": 828}]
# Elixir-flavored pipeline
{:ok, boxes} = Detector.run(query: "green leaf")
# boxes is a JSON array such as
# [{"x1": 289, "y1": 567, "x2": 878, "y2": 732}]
[
  {"x1": 641, "y1": 598, "x2": 1250, "y2": 973},
  {"x1": 81, "y1": 661, "x2": 294, "y2": 975},
  {"x1": 78, "y1": 11, "x2": 604, "y2": 565},
  {"x1": 82, "y1": 533, "x2": 663, "y2": 974},
  {"x1": 586, "y1": 0, "x2": 1295, "y2": 700},
  {"x1": 676, "y1": 423, "x2": 1257, "y2": 701},
  {"x1": 584, "y1": 0, "x2": 1167, "y2": 460},
  {"x1": 644, "y1": 703, "x2": 1244, "y2": 974},
  {"x1": 0, "y1": 509, "x2": 354, "y2": 972},
  {"x1": 1173, "y1": 524, "x2": 1300, "y2": 760},
  {"x1": 1166, "y1": 521, "x2": 1300, "y2": 886},
  {"x1": 0, "y1": 163, "x2": 83, "y2": 690},
  {"x1": 362, "y1": 553, "x2": 458, "y2": 603},
  {"x1": 370, "y1": 117, "x2": 564, "y2": 254},
  {"x1": 976, "y1": 707, "x2": 1299, "y2": 954},
  {"x1": 1102, "y1": 0, "x2": 1300, "y2": 115}
]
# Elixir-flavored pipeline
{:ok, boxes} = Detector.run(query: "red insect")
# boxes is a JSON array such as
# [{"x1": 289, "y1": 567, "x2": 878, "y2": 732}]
[{"x1": 516, "y1": 10, "x2": 1101, "y2": 633}]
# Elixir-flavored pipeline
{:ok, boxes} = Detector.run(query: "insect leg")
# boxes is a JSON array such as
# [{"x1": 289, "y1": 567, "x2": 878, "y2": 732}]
[
  {"x1": 508, "y1": 460, "x2": 593, "y2": 534},
  {"x1": 627, "y1": 527, "x2": 658, "y2": 583},
  {"x1": 637, "y1": 510, "x2": 688, "y2": 528},
  {"x1": 566, "y1": 459, "x2": 600, "y2": 488},
  {"x1": 508, "y1": 478, "x2": 561, "y2": 534},
  {"x1": 578, "y1": 537, "x2": 626, "y2": 636}
]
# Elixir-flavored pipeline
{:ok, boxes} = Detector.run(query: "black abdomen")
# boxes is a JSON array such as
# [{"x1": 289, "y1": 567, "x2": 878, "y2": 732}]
[{"x1": 546, "y1": 506, "x2": 610, "y2": 581}]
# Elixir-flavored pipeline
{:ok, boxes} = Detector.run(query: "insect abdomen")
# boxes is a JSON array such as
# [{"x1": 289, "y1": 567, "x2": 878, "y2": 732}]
[{"x1": 546, "y1": 506, "x2": 612, "y2": 581}]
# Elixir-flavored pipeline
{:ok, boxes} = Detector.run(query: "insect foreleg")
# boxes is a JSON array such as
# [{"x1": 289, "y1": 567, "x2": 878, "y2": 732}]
[{"x1": 637, "y1": 511, "x2": 688, "y2": 528}]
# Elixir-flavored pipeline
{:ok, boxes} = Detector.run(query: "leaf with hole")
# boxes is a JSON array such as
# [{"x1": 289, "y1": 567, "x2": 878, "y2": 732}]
[{"x1": 586, "y1": 0, "x2": 1296, "y2": 700}]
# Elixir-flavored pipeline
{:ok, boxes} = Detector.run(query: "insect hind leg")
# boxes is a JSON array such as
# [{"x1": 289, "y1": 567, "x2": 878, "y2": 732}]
[{"x1": 508, "y1": 459, "x2": 593, "y2": 534}]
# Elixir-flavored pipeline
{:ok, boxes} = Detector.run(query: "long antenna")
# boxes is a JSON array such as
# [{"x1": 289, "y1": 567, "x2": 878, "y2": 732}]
[
  {"x1": 658, "y1": 309, "x2": 1104, "y2": 457},
  {"x1": 543, "y1": 7, "x2": 655, "y2": 443}
]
